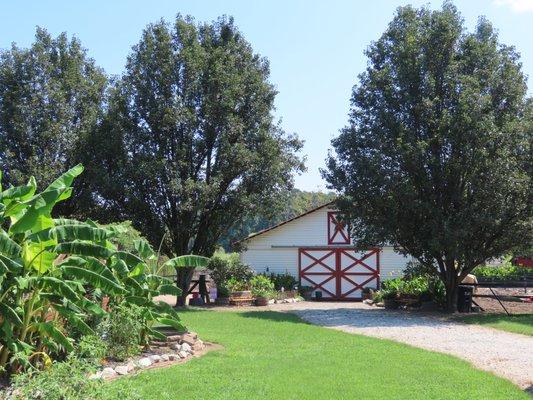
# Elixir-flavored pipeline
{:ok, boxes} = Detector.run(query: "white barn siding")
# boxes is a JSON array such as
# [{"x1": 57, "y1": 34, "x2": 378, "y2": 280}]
[{"x1": 239, "y1": 205, "x2": 413, "y2": 294}]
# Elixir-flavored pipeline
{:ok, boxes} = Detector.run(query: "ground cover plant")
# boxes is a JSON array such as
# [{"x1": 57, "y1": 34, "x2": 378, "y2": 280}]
[
  {"x1": 106, "y1": 310, "x2": 528, "y2": 400},
  {"x1": 455, "y1": 314, "x2": 533, "y2": 336}
]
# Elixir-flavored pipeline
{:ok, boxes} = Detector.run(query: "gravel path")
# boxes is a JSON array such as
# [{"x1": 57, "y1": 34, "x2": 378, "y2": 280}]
[{"x1": 277, "y1": 302, "x2": 533, "y2": 390}]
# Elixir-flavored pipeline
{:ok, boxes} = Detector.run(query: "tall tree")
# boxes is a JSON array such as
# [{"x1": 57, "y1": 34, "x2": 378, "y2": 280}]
[
  {"x1": 0, "y1": 28, "x2": 107, "y2": 214},
  {"x1": 84, "y1": 16, "x2": 304, "y2": 304},
  {"x1": 324, "y1": 3, "x2": 532, "y2": 311}
]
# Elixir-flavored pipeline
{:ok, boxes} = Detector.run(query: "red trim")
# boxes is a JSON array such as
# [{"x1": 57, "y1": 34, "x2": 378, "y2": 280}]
[
  {"x1": 299, "y1": 247, "x2": 380, "y2": 300},
  {"x1": 327, "y1": 211, "x2": 350, "y2": 245}
]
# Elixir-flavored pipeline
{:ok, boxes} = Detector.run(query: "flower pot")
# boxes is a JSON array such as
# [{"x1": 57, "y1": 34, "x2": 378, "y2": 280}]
[
  {"x1": 383, "y1": 298, "x2": 399, "y2": 310},
  {"x1": 215, "y1": 297, "x2": 230, "y2": 306},
  {"x1": 255, "y1": 296, "x2": 269, "y2": 306}
]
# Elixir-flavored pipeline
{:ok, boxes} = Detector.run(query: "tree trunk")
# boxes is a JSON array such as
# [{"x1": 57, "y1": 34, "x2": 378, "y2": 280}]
[
  {"x1": 444, "y1": 271, "x2": 459, "y2": 312},
  {"x1": 175, "y1": 267, "x2": 195, "y2": 307}
]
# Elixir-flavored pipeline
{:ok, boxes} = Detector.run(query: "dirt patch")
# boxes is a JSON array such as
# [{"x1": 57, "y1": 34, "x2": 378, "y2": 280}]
[{"x1": 473, "y1": 287, "x2": 533, "y2": 314}]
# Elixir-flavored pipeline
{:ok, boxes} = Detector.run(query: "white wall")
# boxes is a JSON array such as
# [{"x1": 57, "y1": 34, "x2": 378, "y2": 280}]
[{"x1": 239, "y1": 205, "x2": 413, "y2": 283}]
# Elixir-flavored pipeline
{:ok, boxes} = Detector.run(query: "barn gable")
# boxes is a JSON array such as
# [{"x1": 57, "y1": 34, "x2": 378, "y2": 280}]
[{"x1": 240, "y1": 202, "x2": 412, "y2": 299}]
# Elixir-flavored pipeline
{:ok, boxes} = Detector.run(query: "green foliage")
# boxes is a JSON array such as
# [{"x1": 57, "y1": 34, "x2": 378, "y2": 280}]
[
  {"x1": 324, "y1": 3, "x2": 532, "y2": 310},
  {"x1": 78, "y1": 15, "x2": 304, "y2": 303},
  {"x1": 0, "y1": 28, "x2": 106, "y2": 215},
  {"x1": 473, "y1": 257, "x2": 530, "y2": 279},
  {"x1": 208, "y1": 251, "x2": 254, "y2": 289},
  {"x1": 250, "y1": 275, "x2": 275, "y2": 298},
  {"x1": 0, "y1": 167, "x2": 187, "y2": 375},
  {"x1": 265, "y1": 272, "x2": 297, "y2": 291},
  {"x1": 6, "y1": 357, "x2": 103, "y2": 400},
  {"x1": 75, "y1": 335, "x2": 107, "y2": 365},
  {"x1": 98, "y1": 303, "x2": 143, "y2": 360},
  {"x1": 226, "y1": 277, "x2": 250, "y2": 292}
]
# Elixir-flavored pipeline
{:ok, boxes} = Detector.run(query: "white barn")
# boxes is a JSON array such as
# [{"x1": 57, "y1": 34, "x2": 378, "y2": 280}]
[{"x1": 239, "y1": 202, "x2": 412, "y2": 300}]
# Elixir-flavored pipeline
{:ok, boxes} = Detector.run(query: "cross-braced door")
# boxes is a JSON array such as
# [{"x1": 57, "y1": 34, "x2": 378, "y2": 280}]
[{"x1": 299, "y1": 248, "x2": 379, "y2": 299}]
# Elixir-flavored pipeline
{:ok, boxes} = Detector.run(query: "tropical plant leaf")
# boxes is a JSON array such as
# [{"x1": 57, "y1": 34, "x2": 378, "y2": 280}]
[
  {"x1": 156, "y1": 317, "x2": 185, "y2": 332},
  {"x1": 54, "y1": 306, "x2": 94, "y2": 335},
  {"x1": 0, "y1": 229, "x2": 21, "y2": 257},
  {"x1": 124, "y1": 295, "x2": 150, "y2": 306},
  {"x1": 144, "y1": 326, "x2": 166, "y2": 341},
  {"x1": 55, "y1": 242, "x2": 114, "y2": 259},
  {"x1": 44, "y1": 164, "x2": 84, "y2": 193},
  {"x1": 134, "y1": 239, "x2": 156, "y2": 259},
  {"x1": 114, "y1": 251, "x2": 144, "y2": 266},
  {"x1": 40, "y1": 277, "x2": 81, "y2": 302},
  {"x1": 158, "y1": 284, "x2": 182, "y2": 296},
  {"x1": 0, "y1": 303, "x2": 22, "y2": 326},
  {"x1": 60, "y1": 265, "x2": 126, "y2": 295},
  {"x1": 108, "y1": 258, "x2": 129, "y2": 276},
  {"x1": 36, "y1": 322, "x2": 74, "y2": 352},
  {"x1": 0, "y1": 254, "x2": 23, "y2": 273},
  {"x1": 163, "y1": 255, "x2": 210, "y2": 269}
]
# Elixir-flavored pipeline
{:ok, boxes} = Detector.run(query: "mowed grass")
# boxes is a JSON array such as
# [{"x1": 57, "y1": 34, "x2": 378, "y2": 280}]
[
  {"x1": 455, "y1": 313, "x2": 533, "y2": 336},
  {"x1": 107, "y1": 310, "x2": 527, "y2": 400}
]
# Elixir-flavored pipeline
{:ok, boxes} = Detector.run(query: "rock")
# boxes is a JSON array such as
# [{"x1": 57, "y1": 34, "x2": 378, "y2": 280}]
[
  {"x1": 181, "y1": 333, "x2": 197, "y2": 345},
  {"x1": 127, "y1": 362, "x2": 136, "y2": 372},
  {"x1": 89, "y1": 371, "x2": 103, "y2": 380},
  {"x1": 137, "y1": 357, "x2": 152, "y2": 368},
  {"x1": 268, "y1": 299, "x2": 275, "y2": 304},
  {"x1": 101, "y1": 367, "x2": 117, "y2": 379},
  {"x1": 167, "y1": 354, "x2": 176, "y2": 361},
  {"x1": 192, "y1": 339, "x2": 204, "y2": 352},
  {"x1": 115, "y1": 365, "x2": 129, "y2": 376},
  {"x1": 166, "y1": 335, "x2": 182, "y2": 342},
  {"x1": 170, "y1": 343, "x2": 181, "y2": 351},
  {"x1": 161, "y1": 354, "x2": 170, "y2": 362},
  {"x1": 150, "y1": 340, "x2": 167, "y2": 347},
  {"x1": 178, "y1": 350, "x2": 188, "y2": 359},
  {"x1": 149, "y1": 354, "x2": 162, "y2": 363},
  {"x1": 181, "y1": 342, "x2": 192, "y2": 353}
]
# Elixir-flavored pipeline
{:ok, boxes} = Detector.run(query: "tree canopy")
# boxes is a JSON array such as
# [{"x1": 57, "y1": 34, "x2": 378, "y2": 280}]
[
  {"x1": 81, "y1": 16, "x2": 304, "y2": 302},
  {"x1": 0, "y1": 28, "x2": 107, "y2": 196},
  {"x1": 323, "y1": 3, "x2": 532, "y2": 310}
]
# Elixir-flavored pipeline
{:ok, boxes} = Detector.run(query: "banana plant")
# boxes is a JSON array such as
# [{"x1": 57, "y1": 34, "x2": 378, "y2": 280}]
[{"x1": 0, "y1": 165, "x2": 205, "y2": 374}]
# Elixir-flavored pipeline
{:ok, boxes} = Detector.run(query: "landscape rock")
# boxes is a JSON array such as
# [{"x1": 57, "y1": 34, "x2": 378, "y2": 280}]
[
  {"x1": 181, "y1": 333, "x2": 197, "y2": 345},
  {"x1": 181, "y1": 342, "x2": 192, "y2": 353},
  {"x1": 89, "y1": 371, "x2": 103, "y2": 380},
  {"x1": 101, "y1": 367, "x2": 117, "y2": 379},
  {"x1": 170, "y1": 343, "x2": 181, "y2": 351},
  {"x1": 137, "y1": 357, "x2": 152, "y2": 368},
  {"x1": 192, "y1": 339, "x2": 204, "y2": 352},
  {"x1": 166, "y1": 335, "x2": 182, "y2": 342},
  {"x1": 178, "y1": 350, "x2": 189, "y2": 359},
  {"x1": 149, "y1": 354, "x2": 162, "y2": 363},
  {"x1": 115, "y1": 365, "x2": 129, "y2": 376},
  {"x1": 161, "y1": 354, "x2": 170, "y2": 362}
]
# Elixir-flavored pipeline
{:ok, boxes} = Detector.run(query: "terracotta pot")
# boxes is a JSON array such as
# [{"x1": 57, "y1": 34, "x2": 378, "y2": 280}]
[{"x1": 255, "y1": 296, "x2": 269, "y2": 306}]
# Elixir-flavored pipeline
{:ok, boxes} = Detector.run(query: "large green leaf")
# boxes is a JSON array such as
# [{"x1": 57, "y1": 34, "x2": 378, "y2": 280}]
[
  {"x1": 44, "y1": 164, "x2": 84, "y2": 193},
  {"x1": 0, "y1": 303, "x2": 22, "y2": 326},
  {"x1": 156, "y1": 317, "x2": 185, "y2": 332},
  {"x1": 158, "y1": 284, "x2": 182, "y2": 296},
  {"x1": 43, "y1": 225, "x2": 111, "y2": 243},
  {"x1": 134, "y1": 239, "x2": 156, "y2": 259},
  {"x1": 36, "y1": 322, "x2": 74, "y2": 352},
  {"x1": 163, "y1": 255, "x2": 210, "y2": 269},
  {"x1": 0, "y1": 255, "x2": 23, "y2": 273},
  {"x1": 0, "y1": 229, "x2": 21, "y2": 257},
  {"x1": 60, "y1": 265, "x2": 126, "y2": 295},
  {"x1": 40, "y1": 277, "x2": 81, "y2": 302},
  {"x1": 22, "y1": 242, "x2": 56, "y2": 273},
  {"x1": 55, "y1": 242, "x2": 114, "y2": 259},
  {"x1": 54, "y1": 306, "x2": 94, "y2": 335},
  {"x1": 114, "y1": 251, "x2": 144, "y2": 266}
]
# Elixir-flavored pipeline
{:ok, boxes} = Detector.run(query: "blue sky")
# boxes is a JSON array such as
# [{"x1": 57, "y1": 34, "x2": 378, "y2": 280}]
[{"x1": 1, "y1": 1, "x2": 532, "y2": 191}]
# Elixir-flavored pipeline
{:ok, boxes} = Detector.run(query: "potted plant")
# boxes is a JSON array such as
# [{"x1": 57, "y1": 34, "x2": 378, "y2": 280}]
[
  {"x1": 227, "y1": 277, "x2": 252, "y2": 299},
  {"x1": 382, "y1": 290, "x2": 399, "y2": 309},
  {"x1": 250, "y1": 275, "x2": 275, "y2": 307},
  {"x1": 215, "y1": 285, "x2": 230, "y2": 305}
]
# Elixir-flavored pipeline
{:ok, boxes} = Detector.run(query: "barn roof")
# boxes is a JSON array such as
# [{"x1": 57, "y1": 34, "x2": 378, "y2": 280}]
[{"x1": 237, "y1": 200, "x2": 336, "y2": 243}]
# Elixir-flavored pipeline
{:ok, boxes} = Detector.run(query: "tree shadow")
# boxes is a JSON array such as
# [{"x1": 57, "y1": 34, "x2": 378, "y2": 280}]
[{"x1": 239, "y1": 310, "x2": 311, "y2": 324}]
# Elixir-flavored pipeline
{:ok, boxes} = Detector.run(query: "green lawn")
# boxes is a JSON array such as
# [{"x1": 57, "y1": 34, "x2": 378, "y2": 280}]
[
  {"x1": 455, "y1": 313, "x2": 533, "y2": 336},
  {"x1": 107, "y1": 310, "x2": 527, "y2": 400}
]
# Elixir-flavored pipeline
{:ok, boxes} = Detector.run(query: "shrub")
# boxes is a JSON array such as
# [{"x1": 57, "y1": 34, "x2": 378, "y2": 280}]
[
  {"x1": 226, "y1": 277, "x2": 250, "y2": 292},
  {"x1": 472, "y1": 263, "x2": 529, "y2": 279},
  {"x1": 250, "y1": 275, "x2": 275, "y2": 297},
  {"x1": 208, "y1": 251, "x2": 254, "y2": 289},
  {"x1": 76, "y1": 335, "x2": 107, "y2": 365},
  {"x1": 266, "y1": 272, "x2": 297, "y2": 291},
  {"x1": 97, "y1": 303, "x2": 143, "y2": 360},
  {"x1": 6, "y1": 357, "x2": 103, "y2": 400}
]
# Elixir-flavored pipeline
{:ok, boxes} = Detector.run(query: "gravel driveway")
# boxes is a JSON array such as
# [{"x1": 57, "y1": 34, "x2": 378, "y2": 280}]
[{"x1": 276, "y1": 302, "x2": 533, "y2": 390}]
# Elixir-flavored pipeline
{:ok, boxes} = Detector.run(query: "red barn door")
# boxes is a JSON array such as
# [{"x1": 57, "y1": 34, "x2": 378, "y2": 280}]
[{"x1": 299, "y1": 248, "x2": 379, "y2": 300}]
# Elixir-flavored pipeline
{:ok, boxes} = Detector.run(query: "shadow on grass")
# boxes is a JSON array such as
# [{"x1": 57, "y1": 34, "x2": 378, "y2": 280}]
[{"x1": 239, "y1": 310, "x2": 310, "y2": 324}]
